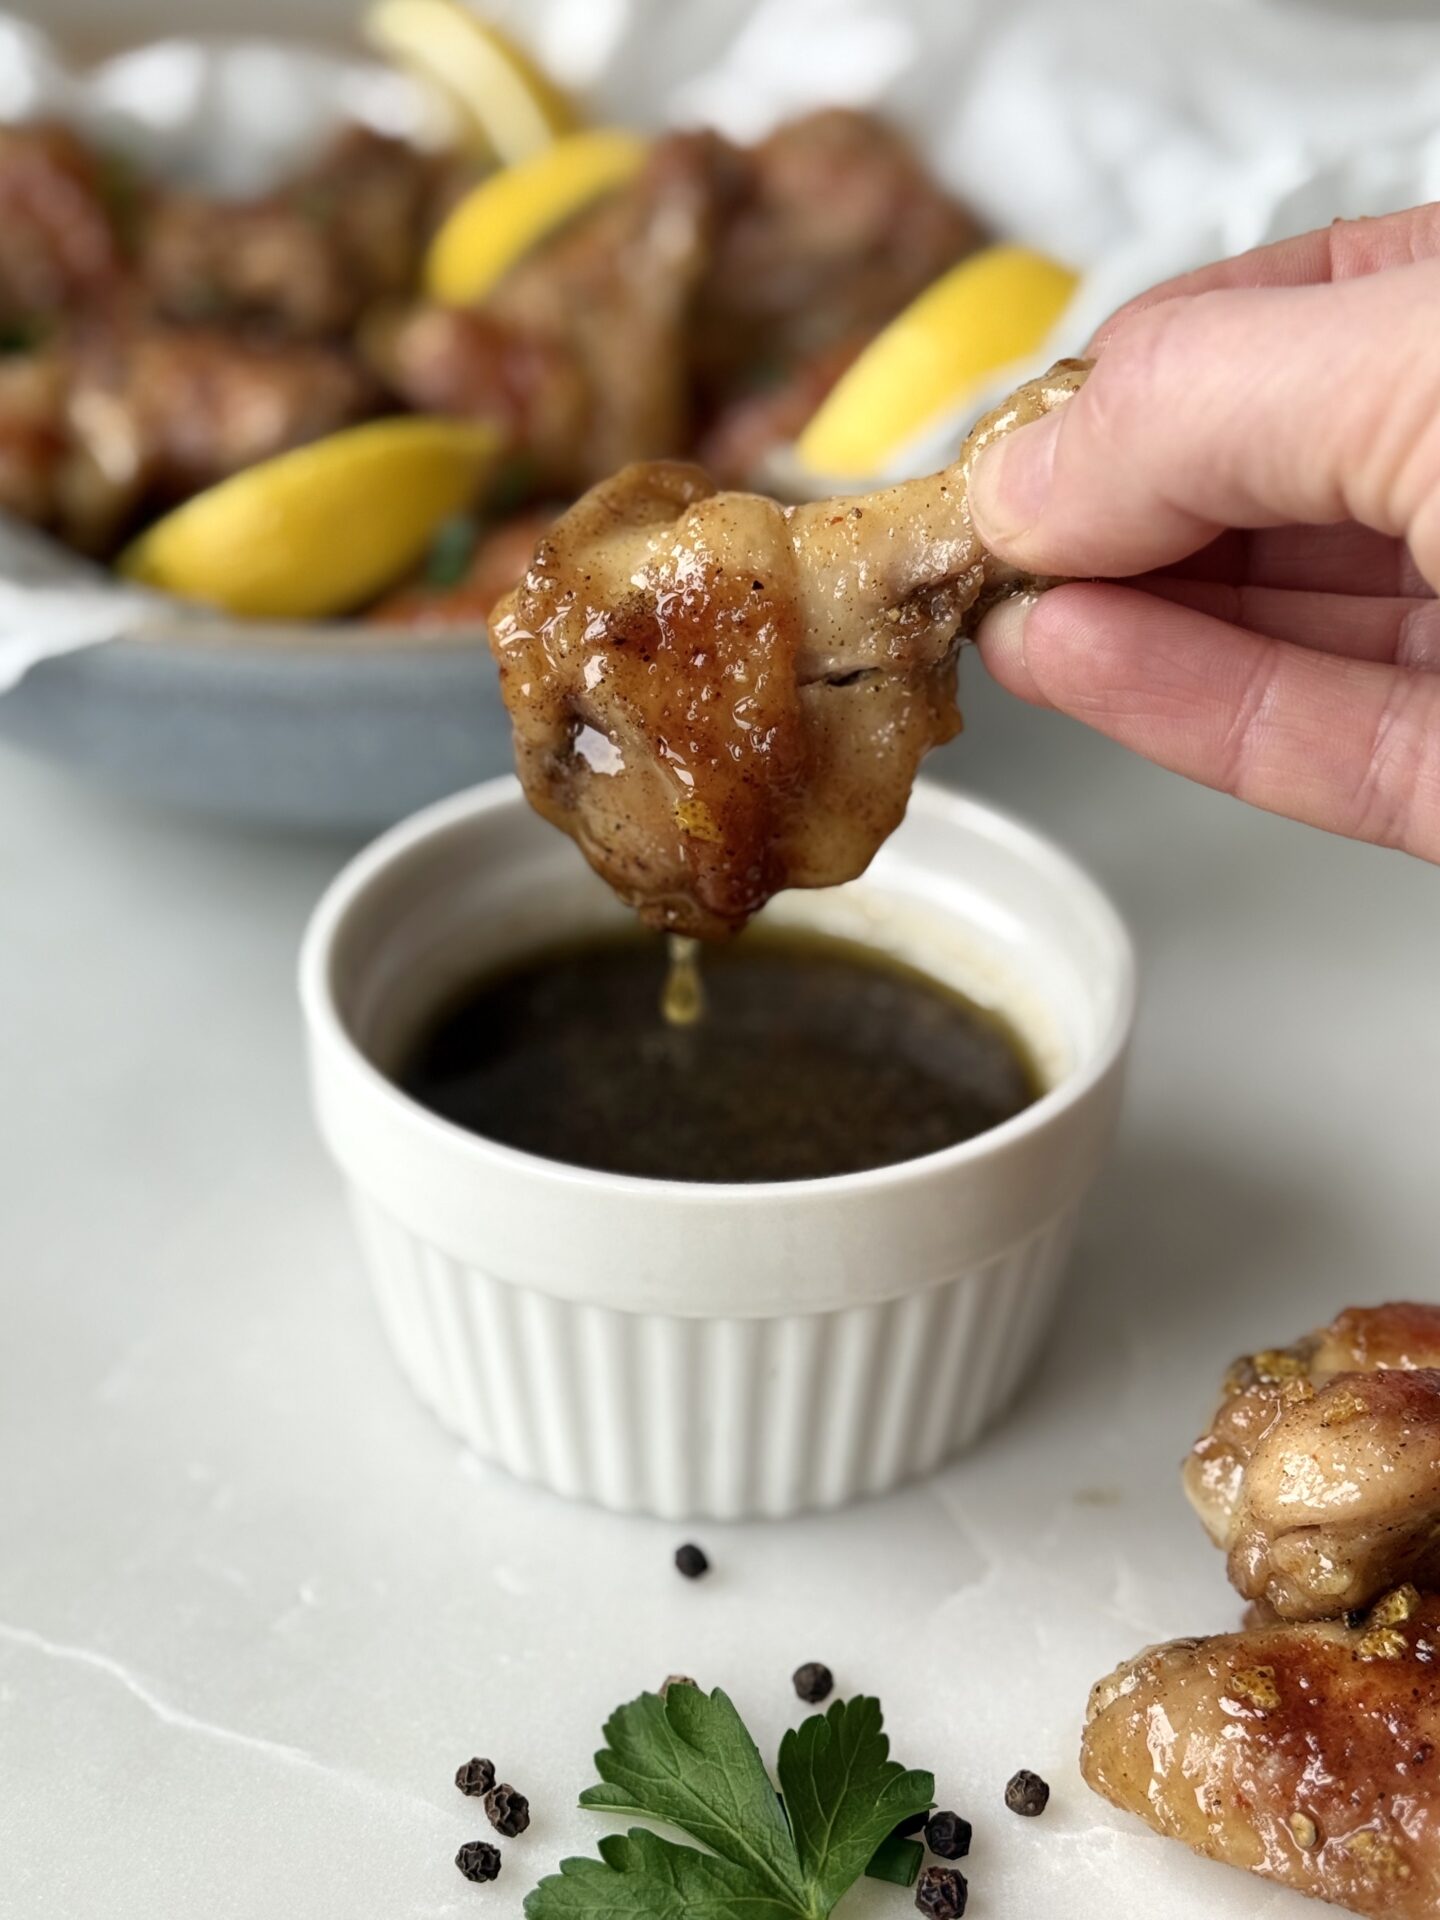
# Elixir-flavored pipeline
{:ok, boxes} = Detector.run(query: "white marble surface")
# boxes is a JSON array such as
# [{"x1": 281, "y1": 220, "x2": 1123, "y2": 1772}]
[{"x1": 1, "y1": 667, "x2": 1437, "y2": 1920}]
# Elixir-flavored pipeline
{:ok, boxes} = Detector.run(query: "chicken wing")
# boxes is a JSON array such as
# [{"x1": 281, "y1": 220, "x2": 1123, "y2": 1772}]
[
  {"x1": 57, "y1": 321, "x2": 375, "y2": 553},
  {"x1": 1083, "y1": 1591, "x2": 1440, "y2": 1917},
  {"x1": 1185, "y1": 1304, "x2": 1440, "y2": 1621},
  {"x1": 693, "y1": 109, "x2": 984, "y2": 394},
  {"x1": 143, "y1": 130, "x2": 448, "y2": 338},
  {"x1": 488, "y1": 360, "x2": 1086, "y2": 937},
  {"x1": 381, "y1": 132, "x2": 734, "y2": 493}
]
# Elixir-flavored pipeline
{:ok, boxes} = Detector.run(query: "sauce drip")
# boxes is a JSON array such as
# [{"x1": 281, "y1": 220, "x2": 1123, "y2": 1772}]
[{"x1": 662, "y1": 935, "x2": 706, "y2": 1028}]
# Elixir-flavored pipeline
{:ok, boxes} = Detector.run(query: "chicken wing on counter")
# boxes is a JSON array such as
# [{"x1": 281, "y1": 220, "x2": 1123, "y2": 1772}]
[
  {"x1": 1185, "y1": 1304, "x2": 1440, "y2": 1621},
  {"x1": 488, "y1": 359, "x2": 1087, "y2": 937},
  {"x1": 1083, "y1": 1591, "x2": 1440, "y2": 1917}
]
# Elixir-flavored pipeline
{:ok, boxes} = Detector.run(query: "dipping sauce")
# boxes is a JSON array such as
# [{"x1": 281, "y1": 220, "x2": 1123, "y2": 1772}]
[{"x1": 399, "y1": 928, "x2": 1040, "y2": 1184}]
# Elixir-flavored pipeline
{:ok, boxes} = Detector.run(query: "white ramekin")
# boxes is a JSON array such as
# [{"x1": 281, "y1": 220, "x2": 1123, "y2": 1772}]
[{"x1": 300, "y1": 776, "x2": 1135, "y2": 1520}]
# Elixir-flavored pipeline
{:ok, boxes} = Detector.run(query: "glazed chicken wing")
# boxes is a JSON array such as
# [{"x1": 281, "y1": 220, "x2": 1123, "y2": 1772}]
[
  {"x1": 1186, "y1": 1304, "x2": 1440, "y2": 1621},
  {"x1": 1083, "y1": 1590, "x2": 1440, "y2": 1917},
  {"x1": 489, "y1": 360, "x2": 1086, "y2": 937}
]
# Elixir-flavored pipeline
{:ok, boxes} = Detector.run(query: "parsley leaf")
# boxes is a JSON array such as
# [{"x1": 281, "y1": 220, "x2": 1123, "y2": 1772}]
[
  {"x1": 577, "y1": 1686, "x2": 807, "y2": 1904},
  {"x1": 524, "y1": 1688, "x2": 933, "y2": 1919},
  {"x1": 778, "y1": 1696, "x2": 935, "y2": 1910},
  {"x1": 523, "y1": 1828, "x2": 801, "y2": 1917}
]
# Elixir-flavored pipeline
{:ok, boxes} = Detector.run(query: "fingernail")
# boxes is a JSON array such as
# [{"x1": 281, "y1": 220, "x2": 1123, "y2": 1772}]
[
  {"x1": 969, "y1": 410, "x2": 1064, "y2": 544},
  {"x1": 975, "y1": 592, "x2": 1035, "y2": 672}
]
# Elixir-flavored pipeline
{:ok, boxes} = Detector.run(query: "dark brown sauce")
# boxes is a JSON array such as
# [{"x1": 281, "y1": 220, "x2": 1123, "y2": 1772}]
[{"x1": 399, "y1": 928, "x2": 1040, "y2": 1184}]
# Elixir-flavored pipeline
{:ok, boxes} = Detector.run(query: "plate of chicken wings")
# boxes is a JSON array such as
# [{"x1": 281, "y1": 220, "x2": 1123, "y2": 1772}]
[{"x1": 0, "y1": 8, "x2": 1030, "y2": 828}]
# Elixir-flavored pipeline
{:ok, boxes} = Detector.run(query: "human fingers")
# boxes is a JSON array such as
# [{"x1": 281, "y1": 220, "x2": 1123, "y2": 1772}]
[
  {"x1": 1153, "y1": 524, "x2": 1432, "y2": 597},
  {"x1": 977, "y1": 582, "x2": 1440, "y2": 859},
  {"x1": 968, "y1": 260, "x2": 1440, "y2": 582},
  {"x1": 1088, "y1": 202, "x2": 1440, "y2": 347},
  {"x1": 1141, "y1": 576, "x2": 1440, "y2": 668}
]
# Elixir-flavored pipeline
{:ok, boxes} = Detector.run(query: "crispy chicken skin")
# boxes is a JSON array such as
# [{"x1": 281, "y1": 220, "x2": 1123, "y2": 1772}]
[
  {"x1": 1186, "y1": 1304, "x2": 1440, "y2": 1621},
  {"x1": 488, "y1": 359, "x2": 1086, "y2": 937},
  {"x1": 1082, "y1": 1590, "x2": 1440, "y2": 1917}
]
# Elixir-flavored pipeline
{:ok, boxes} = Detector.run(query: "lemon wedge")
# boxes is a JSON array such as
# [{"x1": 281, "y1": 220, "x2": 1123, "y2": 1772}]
[
  {"x1": 425, "y1": 126, "x2": 647, "y2": 306},
  {"x1": 119, "y1": 417, "x2": 500, "y2": 620},
  {"x1": 365, "y1": 0, "x2": 574, "y2": 164},
  {"x1": 795, "y1": 246, "x2": 1079, "y2": 480}
]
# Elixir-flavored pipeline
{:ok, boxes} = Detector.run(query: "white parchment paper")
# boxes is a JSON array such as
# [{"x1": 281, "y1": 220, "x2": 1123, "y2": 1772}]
[{"x1": 1, "y1": 0, "x2": 1439, "y2": 688}]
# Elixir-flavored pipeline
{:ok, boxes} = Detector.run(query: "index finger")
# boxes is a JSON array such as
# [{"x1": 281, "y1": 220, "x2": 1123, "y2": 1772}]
[
  {"x1": 969, "y1": 259, "x2": 1440, "y2": 584},
  {"x1": 1089, "y1": 201, "x2": 1440, "y2": 348}
]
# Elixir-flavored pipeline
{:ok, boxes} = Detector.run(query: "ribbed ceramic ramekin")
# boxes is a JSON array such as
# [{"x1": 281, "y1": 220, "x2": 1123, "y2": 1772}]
[{"x1": 300, "y1": 776, "x2": 1134, "y2": 1520}]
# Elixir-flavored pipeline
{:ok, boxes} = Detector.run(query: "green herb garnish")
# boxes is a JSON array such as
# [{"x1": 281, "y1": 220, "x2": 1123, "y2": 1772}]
[
  {"x1": 525, "y1": 1687, "x2": 933, "y2": 1918},
  {"x1": 422, "y1": 513, "x2": 480, "y2": 588},
  {"x1": 861, "y1": 1832, "x2": 926, "y2": 1888},
  {"x1": 487, "y1": 453, "x2": 541, "y2": 518}
]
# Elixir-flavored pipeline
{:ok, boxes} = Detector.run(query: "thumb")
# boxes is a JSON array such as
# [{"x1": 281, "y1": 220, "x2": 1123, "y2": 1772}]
[{"x1": 968, "y1": 260, "x2": 1440, "y2": 585}]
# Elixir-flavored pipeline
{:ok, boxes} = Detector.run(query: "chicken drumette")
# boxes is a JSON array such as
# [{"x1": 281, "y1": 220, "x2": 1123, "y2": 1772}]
[
  {"x1": 1083, "y1": 1589, "x2": 1440, "y2": 1917},
  {"x1": 489, "y1": 360, "x2": 1086, "y2": 937},
  {"x1": 1186, "y1": 1303, "x2": 1440, "y2": 1621}
]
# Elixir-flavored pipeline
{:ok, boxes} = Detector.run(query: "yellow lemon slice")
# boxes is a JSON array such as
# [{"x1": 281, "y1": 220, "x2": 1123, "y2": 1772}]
[
  {"x1": 365, "y1": 0, "x2": 574, "y2": 164},
  {"x1": 120, "y1": 417, "x2": 500, "y2": 621},
  {"x1": 795, "y1": 246, "x2": 1079, "y2": 479},
  {"x1": 425, "y1": 126, "x2": 647, "y2": 306}
]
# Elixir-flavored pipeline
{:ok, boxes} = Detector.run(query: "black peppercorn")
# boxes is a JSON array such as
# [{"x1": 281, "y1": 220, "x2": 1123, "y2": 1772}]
[
  {"x1": 455, "y1": 1841, "x2": 502, "y2": 1883},
  {"x1": 1004, "y1": 1770, "x2": 1050, "y2": 1817},
  {"x1": 1345, "y1": 1609, "x2": 1368, "y2": 1631},
  {"x1": 890, "y1": 1809, "x2": 929, "y2": 1841},
  {"x1": 792, "y1": 1662, "x2": 834, "y2": 1705},
  {"x1": 485, "y1": 1784, "x2": 531, "y2": 1837},
  {"x1": 915, "y1": 1864, "x2": 968, "y2": 1917},
  {"x1": 455, "y1": 1756, "x2": 496, "y2": 1798},
  {"x1": 675, "y1": 1543, "x2": 709, "y2": 1579},
  {"x1": 925, "y1": 1809, "x2": 972, "y2": 1860}
]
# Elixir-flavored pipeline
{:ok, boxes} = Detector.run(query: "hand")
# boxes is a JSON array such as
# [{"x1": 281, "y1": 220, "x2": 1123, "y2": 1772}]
[{"x1": 970, "y1": 204, "x2": 1440, "y2": 861}]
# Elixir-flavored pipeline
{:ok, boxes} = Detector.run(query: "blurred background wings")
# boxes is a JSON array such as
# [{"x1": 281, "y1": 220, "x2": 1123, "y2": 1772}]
[{"x1": 0, "y1": 0, "x2": 1437, "y2": 828}]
